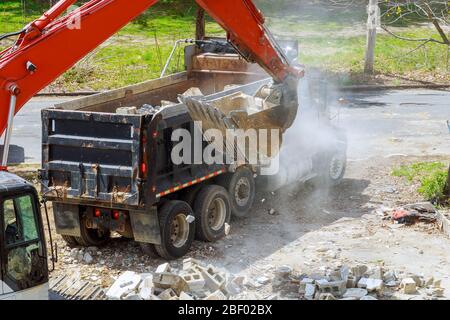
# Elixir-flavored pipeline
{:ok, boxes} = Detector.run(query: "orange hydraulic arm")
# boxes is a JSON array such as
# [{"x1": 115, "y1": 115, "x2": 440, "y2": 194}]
[{"x1": 0, "y1": 0, "x2": 301, "y2": 139}]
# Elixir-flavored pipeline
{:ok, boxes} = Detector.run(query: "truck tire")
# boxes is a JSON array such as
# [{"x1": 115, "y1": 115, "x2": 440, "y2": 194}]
[
  {"x1": 217, "y1": 167, "x2": 255, "y2": 218},
  {"x1": 327, "y1": 150, "x2": 347, "y2": 186},
  {"x1": 179, "y1": 184, "x2": 203, "y2": 208},
  {"x1": 76, "y1": 216, "x2": 111, "y2": 247},
  {"x1": 140, "y1": 243, "x2": 160, "y2": 259},
  {"x1": 154, "y1": 201, "x2": 195, "y2": 260},
  {"x1": 193, "y1": 185, "x2": 231, "y2": 242},
  {"x1": 313, "y1": 149, "x2": 347, "y2": 187},
  {"x1": 61, "y1": 235, "x2": 79, "y2": 248}
]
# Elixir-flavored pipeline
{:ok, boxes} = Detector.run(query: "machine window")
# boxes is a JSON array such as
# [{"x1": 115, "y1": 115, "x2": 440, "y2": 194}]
[
  {"x1": 2, "y1": 194, "x2": 46, "y2": 292},
  {"x1": 2, "y1": 195, "x2": 39, "y2": 246}
]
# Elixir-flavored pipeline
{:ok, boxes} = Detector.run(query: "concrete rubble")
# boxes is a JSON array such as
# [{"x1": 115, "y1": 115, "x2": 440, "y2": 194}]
[
  {"x1": 106, "y1": 258, "x2": 241, "y2": 300},
  {"x1": 267, "y1": 263, "x2": 447, "y2": 301}
]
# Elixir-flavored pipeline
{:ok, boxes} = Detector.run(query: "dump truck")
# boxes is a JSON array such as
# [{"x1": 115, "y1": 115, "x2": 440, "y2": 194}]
[{"x1": 39, "y1": 41, "x2": 346, "y2": 260}]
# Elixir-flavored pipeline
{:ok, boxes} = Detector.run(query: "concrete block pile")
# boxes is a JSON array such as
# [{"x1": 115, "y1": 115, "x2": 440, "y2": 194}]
[
  {"x1": 106, "y1": 258, "x2": 242, "y2": 300},
  {"x1": 292, "y1": 264, "x2": 446, "y2": 300}
]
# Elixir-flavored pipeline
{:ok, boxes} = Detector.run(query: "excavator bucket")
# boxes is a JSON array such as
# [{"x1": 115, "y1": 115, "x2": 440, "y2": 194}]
[{"x1": 181, "y1": 86, "x2": 295, "y2": 164}]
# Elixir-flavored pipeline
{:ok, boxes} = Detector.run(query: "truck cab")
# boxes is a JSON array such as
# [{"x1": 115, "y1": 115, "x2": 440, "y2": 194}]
[{"x1": 0, "y1": 171, "x2": 49, "y2": 300}]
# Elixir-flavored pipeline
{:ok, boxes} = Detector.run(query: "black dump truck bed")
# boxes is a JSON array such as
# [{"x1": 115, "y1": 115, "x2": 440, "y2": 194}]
[{"x1": 40, "y1": 71, "x2": 271, "y2": 210}]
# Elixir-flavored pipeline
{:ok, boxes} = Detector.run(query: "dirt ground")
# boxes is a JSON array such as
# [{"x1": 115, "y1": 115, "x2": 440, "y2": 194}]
[{"x1": 31, "y1": 153, "x2": 447, "y2": 300}]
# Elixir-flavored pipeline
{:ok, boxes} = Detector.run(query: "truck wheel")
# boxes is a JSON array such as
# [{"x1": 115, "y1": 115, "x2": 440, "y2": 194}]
[
  {"x1": 61, "y1": 235, "x2": 79, "y2": 248},
  {"x1": 313, "y1": 149, "x2": 347, "y2": 187},
  {"x1": 179, "y1": 184, "x2": 203, "y2": 208},
  {"x1": 154, "y1": 201, "x2": 195, "y2": 260},
  {"x1": 76, "y1": 216, "x2": 110, "y2": 247},
  {"x1": 217, "y1": 167, "x2": 255, "y2": 218},
  {"x1": 193, "y1": 185, "x2": 231, "y2": 242},
  {"x1": 328, "y1": 150, "x2": 347, "y2": 185},
  {"x1": 140, "y1": 243, "x2": 160, "y2": 259}
]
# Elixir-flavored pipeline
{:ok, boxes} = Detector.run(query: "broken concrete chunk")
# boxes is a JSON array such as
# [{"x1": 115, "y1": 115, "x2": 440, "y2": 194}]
[
  {"x1": 366, "y1": 278, "x2": 383, "y2": 292},
  {"x1": 299, "y1": 278, "x2": 315, "y2": 293},
  {"x1": 433, "y1": 279, "x2": 442, "y2": 288},
  {"x1": 156, "y1": 263, "x2": 171, "y2": 274},
  {"x1": 400, "y1": 278, "x2": 417, "y2": 294},
  {"x1": 352, "y1": 265, "x2": 368, "y2": 279},
  {"x1": 343, "y1": 288, "x2": 368, "y2": 299},
  {"x1": 139, "y1": 287, "x2": 154, "y2": 300},
  {"x1": 357, "y1": 277, "x2": 368, "y2": 289},
  {"x1": 205, "y1": 290, "x2": 228, "y2": 300},
  {"x1": 83, "y1": 252, "x2": 94, "y2": 265},
  {"x1": 116, "y1": 106, "x2": 137, "y2": 115},
  {"x1": 106, "y1": 271, "x2": 142, "y2": 300},
  {"x1": 158, "y1": 288, "x2": 178, "y2": 300},
  {"x1": 318, "y1": 293, "x2": 336, "y2": 300},
  {"x1": 360, "y1": 295, "x2": 378, "y2": 300},
  {"x1": 153, "y1": 272, "x2": 188, "y2": 295},
  {"x1": 346, "y1": 275, "x2": 357, "y2": 288},
  {"x1": 304, "y1": 283, "x2": 315, "y2": 300},
  {"x1": 179, "y1": 291, "x2": 194, "y2": 300}
]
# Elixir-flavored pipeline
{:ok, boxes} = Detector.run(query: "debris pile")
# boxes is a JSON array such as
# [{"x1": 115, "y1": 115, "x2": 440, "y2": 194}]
[
  {"x1": 391, "y1": 203, "x2": 437, "y2": 224},
  {"x1": 106, "y1": 258, "x2": 241, "y2": 300},
  {"x1": 293, "y1": 264, "x2": 446, "y2": 300},
  {"x1": 265, "y1": 263, "x2": 446, "y2": 300}
]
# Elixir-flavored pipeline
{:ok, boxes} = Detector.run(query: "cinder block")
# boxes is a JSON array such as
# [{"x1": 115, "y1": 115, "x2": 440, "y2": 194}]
[
  {"x1": 158, "y1": 288, "x2": 178, "y2": 300},
  {"x1": 317, "y1": 280, "x2": 347, "y2": 297},
  {"x1": 182, "y1": 258, "x2": 202, "y2": 270},
  {"x1": 181, "y1": 271, "x2": 205, "y2": 292},
  {"x1": 400, "y1": 278, "x2": 417, "y2": 294},
  {"x1": 299, "y1": 278, "x2": 315, "y2": 294},
  {"x1": 153, "y1": 272, "x2": 188, "y2": 294},
  {"x1": 198, "y1": 266, "x2": 226, "y2": 291}
]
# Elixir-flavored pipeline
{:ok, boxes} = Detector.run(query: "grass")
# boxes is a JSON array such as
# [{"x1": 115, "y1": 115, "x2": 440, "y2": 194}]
[
  {"x1": 0, "y1": 1, "x2": 449, "y2": 90},
  {"x1": 392, "y1": 162, "x2": 449, "y2": 203}
]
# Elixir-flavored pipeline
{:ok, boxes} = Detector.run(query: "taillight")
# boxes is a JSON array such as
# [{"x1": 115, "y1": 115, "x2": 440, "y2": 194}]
[
  {"x1": 141, "y1": 131, "x2": 148, "y2": 178},
  {"x1": 94, "y1": 208, "x2": 101, "y2": 218},
  {"x1": 112, "y1": 210, "x2": 120, "y2": 220}
]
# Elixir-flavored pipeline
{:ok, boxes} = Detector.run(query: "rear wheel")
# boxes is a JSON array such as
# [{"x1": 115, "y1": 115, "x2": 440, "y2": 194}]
[
  {"x1": 61, "y1": 235, "x2": 79, "y2": 248},
  {"x1": 140, "y1": 243, "x2": 160, "y2": 258},
  {"x1": 154, "y1": 201, "x2": 195, "y2": 260},
  {"x1": 76, "y1": 215, "x2": 110, "y2": 247},
  {"x1": 194, "y1": 185, "x2": 231, "y2": 242},
  {"x1": 217, "y1": 167, "x2": 255, "y2": 218},
  {"x1": 313, "y1": 149, "x2": 347, "y2": 187}
]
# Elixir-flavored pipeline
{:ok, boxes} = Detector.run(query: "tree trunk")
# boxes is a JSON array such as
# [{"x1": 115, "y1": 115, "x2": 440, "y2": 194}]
[
  {"x1": 364, "y1": 0, "x2": 378, "y2": 74},
  {"x1": 196, "y1": 7, "x2": 205, "y2": 41}
]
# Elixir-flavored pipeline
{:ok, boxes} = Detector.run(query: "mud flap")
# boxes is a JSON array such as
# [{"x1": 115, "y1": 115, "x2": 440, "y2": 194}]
[
  {"x1": 53, "y1": 203, "x2": 81, "y2": 237},
  {"x1": 129, "y1": 207, "x2": 161, "y2": 245}
]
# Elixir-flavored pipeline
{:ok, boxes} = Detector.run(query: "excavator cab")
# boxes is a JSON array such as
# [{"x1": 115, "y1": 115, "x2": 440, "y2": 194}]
[{"x1": 0, "y1": 171, "x2": 49, "y2": 300}]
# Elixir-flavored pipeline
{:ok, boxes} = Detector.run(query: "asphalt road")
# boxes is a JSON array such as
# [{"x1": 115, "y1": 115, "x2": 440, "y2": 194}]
[{"x1": 1, "y1": 89, "x2": 449, "y2": 164}]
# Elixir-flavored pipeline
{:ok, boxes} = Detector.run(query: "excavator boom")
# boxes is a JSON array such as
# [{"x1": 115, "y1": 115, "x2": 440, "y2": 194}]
[{"x1": 0, "y1": 0, "x2": 301, "y2": 140}]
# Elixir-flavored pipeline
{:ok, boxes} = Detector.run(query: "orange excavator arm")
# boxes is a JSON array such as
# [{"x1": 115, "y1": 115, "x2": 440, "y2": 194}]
[{"x1": 0, "y1": 0, "x2": 301, "y2": 148}]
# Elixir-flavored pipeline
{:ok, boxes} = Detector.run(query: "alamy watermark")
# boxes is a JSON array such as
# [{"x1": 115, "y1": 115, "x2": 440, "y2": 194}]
[{"x1": 171, "y1": 121, "x2": 281, "y2": 176}]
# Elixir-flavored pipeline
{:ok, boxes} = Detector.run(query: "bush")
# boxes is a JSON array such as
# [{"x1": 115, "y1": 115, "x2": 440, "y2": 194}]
[{"x1": 392, "y1": 162, "x2": 449, "y2": 204}]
